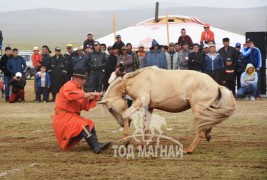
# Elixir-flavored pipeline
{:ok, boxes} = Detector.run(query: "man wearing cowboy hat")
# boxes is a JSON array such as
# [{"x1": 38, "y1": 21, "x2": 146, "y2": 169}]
[{"x1": 52, "y1": 69, "x2": 111, "y2": 153}]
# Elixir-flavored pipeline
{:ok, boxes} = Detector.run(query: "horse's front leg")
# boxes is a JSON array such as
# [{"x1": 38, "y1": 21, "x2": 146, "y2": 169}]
[
  {"x1": 123, "y1": 117, "x2": 130, "y2": 147},
  {"x1": 122, "y1": 96, "x2": 149, "y2": 119}
]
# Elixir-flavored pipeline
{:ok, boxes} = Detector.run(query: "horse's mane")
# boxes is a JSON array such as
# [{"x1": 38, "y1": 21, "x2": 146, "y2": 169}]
[
  {"x1": 103, "y1": 77, "x2": 123, "y2": 99},
  {"x1": 103, "y1": 66, "x2": 159, "y2": 99},
  {"x1": 123, "y1": 66, "x2": 160, "y2": 80}
]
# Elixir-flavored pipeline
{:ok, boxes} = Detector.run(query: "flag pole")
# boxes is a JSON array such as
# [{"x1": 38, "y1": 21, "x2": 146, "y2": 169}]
[{"x1": 166, "y1": 13, "x2": 170, "y2": 46}]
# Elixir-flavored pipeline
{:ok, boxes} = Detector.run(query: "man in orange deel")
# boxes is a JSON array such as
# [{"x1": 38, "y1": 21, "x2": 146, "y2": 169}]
[
  {"x1": 200, "y1": 24, "x2": 215, "y2": 49},
  {"x1": 52, "y1": 69, "x2": 111, "y2": 153}
]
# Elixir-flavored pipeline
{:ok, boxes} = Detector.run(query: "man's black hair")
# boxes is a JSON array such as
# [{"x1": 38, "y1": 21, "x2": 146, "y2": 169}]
[{"x1": 5, "y1": 47, "x2": 11, "y2": 51}]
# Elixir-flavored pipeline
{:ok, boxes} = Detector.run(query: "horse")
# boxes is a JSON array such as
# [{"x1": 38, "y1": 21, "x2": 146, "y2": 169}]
[{"x1": 99, "y1": 66, "x2": 236, "y2": 153}]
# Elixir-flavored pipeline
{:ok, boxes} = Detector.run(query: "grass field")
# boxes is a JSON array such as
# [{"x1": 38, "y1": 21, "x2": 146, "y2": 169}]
[{"x1": 0, "y1": 80, "x2": 267, "y2": 179}]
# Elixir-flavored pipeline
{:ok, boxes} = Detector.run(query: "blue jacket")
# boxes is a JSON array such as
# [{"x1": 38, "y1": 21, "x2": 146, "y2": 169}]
[
  {"x1": 242, "y1": 47, "x2": 262, "y2": 69},
  {"x1": 72, "y1": 54, "x2": 88, "y2": 71},
  {"x1": 144, "y1": 39, "x2": 167, "y2": 69},
  {"x1": 7, "y1": 56, "x2": 27, "y2": 75},
  {"x1": 35, "y1": 71, "x2": 51, "y2": 88},
  {"x1": 203, "y1": 53, "x2": 224, "y2": 72}
]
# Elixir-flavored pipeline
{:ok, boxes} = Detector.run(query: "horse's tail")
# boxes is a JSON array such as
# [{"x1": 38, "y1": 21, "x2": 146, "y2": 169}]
[{"x1": 196, "y1": 85, "x2": 236, "y2": 131}]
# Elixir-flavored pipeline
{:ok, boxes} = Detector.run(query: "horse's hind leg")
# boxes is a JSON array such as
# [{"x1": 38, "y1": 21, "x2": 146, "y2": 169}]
[{"x1": 183, "y1": 131, "x2": 205, "y2": 154}]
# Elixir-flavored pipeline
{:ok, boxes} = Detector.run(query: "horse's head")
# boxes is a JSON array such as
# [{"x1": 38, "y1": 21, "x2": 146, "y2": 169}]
[
  {"x1": 99, "y1": 77, "x2": 128, "y2": 127},
  {"x1": 99, "y1": 97, "x2": 128, "y2": 127}
]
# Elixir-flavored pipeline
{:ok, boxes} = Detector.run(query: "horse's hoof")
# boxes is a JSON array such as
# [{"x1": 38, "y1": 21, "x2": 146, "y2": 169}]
[{"x1": 183, "y1": 147, "x2": 193, "y2": 154}]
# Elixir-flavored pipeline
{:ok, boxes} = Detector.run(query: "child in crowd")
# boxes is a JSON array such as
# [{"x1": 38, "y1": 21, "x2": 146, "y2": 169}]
[
  {"x1": 224, "y1": 58, "x2": 236, "y2": 95},
  {"x1": 32, "y1": 46, "x2": 42, "y2": 70},
  {"x1": 35, "y1": 66, "x2": 50, "y2": 103}
]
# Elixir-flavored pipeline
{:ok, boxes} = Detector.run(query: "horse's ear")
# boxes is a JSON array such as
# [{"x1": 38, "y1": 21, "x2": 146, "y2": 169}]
[{"x1": 98, "y1": 99, "x2": 107, "y2": 104}]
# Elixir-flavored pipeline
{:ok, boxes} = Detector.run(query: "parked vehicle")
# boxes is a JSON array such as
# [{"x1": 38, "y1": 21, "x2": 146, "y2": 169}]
[{"x1": 19, "y1": 51, "x2": 36, "y2": 80}]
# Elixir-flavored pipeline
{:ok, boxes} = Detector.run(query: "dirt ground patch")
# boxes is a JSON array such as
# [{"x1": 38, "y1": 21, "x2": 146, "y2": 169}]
[{"x1": 0, "y1": 80, "x2": 267, "y2": 179}]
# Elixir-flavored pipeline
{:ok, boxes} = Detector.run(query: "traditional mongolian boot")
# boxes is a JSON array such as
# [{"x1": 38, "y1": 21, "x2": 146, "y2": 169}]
[
  {"x1": 85, "y1": 135, "x2": 111, "y2": 154},
  {"x1": 82, "y1": 126, "x2": 111, "y2": 154}
]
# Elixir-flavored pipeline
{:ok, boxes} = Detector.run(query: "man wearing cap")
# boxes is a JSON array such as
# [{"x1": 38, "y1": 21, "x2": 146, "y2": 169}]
[
  {"x1": 83, "y1": 32, "x2": 95, "y2": 51},
  {"x1": 85, "y1": 41, "x2": 108, "y2": 92},
  {"x1": 64, "y1": 44, "x2": 76, "y2": 81},
  {"x1": 178, "y1": 41, "x2": 192, "y2": 70},
  {"x1": 145, "y1": 39, "x2": 167, "y2": 69},
  {"x1": 136, "y1": 44, "x2": 146, "y2": 69},
  {"x1": 177, "y1": 28, "x2": 193, "y2": 48},
  {"x1": 41, "y1": 45, "x2": 52, "y2": 71},
  {"x1": 7, "y1": 48, "x2": 27, "y2": 76},
  {"x1": 203, "y1": 44, "x2": 224, "y2": 85},
  {"x1": 52, "y1": 69, "x2": 111, "y2": 153},
  {"x1": 113, "y1": 35, "x2": 125, "y2": 54},
  {"x1": 0, "y1": 47, "x2": 13, "y2": 101},
  {"x1": 188, "y1": 43, "x2": 203, "y2": 72},
  {"x1": 242, "y1": 38, "x2": 262, "y2": 99},
  {"x1": 200, "y1": 24, "x2": 215, "y2": 48},
  {"x1": 8, "y1": 72, "x2": 26, "y2": 103},
  {"x1": 84, "y1": 45, "x2": 92, "y2": 57},
  {"x1": 165, "y1": 42, "x2": 179, "y2": 70},
  {"x1": 49, "y1": 47, "x2": 68, "y2": 101},
  {"x1": 72, "y1": 47, "x2": 88, "y2": 72},
  {"x1": 218, "y1": 38, "x2": 237, "y2": 63},
  {"x1": 234, "y1": 43, "x2": 244, "y2": 90}
]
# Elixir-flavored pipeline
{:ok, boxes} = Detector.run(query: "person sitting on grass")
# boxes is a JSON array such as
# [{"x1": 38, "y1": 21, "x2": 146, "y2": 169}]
[
  {"x1": 237, "y1": 63, "x2": 258, "y2": 101},
  {"x1": 36, "y1": 66, "x2": 50, "y2": 103},
  {"x1": 9, "y1": 72, "x2": 26, "y2": 103},
  {"x1": 52, "y1": 69, "x2": 111, "y2": 154}
]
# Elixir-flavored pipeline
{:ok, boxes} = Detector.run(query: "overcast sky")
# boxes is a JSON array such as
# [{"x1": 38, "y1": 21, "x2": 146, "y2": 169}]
[{"x1": 0, "y1": 0, "x2": 267, "y2": 12}]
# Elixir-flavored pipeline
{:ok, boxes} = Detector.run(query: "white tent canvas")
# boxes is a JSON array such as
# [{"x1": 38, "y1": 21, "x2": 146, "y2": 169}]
[{"x1": 97, "y1": 15, "x2": 245, "y2": 49}]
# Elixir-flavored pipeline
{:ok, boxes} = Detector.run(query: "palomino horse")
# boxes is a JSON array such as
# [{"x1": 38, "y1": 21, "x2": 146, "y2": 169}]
[{"x1": 99, "y1": 67, "x2": 236, "y2": 153}]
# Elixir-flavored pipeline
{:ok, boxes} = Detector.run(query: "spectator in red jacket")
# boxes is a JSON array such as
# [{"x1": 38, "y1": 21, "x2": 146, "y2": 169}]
[
  {"x1": 200, "y1": 24, "x2": 215, "y2": 49},
  {"x1": 177, "y1": 28, "x2": 193, "y2": 48},
  {"x1": 32, "y1": 46, "x2": 42, "y2": 70}
]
